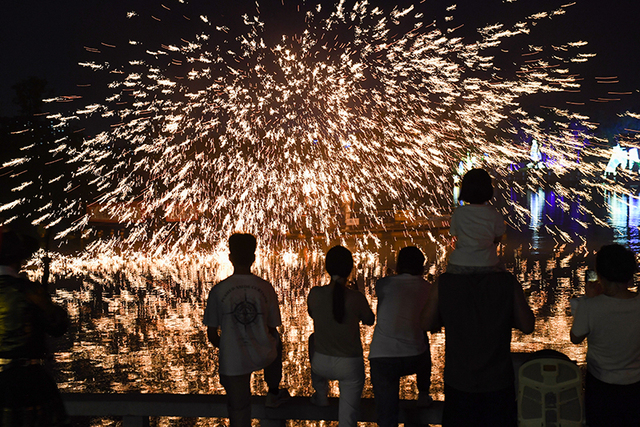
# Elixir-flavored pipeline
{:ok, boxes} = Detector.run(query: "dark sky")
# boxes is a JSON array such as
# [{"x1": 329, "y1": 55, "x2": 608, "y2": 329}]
[{"x1": 2, "y1": 0, "x2": 639, "y2": 127}]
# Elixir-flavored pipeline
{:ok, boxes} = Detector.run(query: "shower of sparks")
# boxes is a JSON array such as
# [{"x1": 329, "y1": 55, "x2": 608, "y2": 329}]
[{"x1": 3, "y1": 0, "x2": 639, "y2": 253}]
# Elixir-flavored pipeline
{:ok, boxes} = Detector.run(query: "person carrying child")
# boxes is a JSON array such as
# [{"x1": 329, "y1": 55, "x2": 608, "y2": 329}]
[{"x1": 447, "y1": 168, "x2": 506, "y2": 274}]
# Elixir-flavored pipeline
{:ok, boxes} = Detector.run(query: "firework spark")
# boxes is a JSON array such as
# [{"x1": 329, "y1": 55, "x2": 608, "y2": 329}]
[{"x1": 4, "y1": 0, "x2": 638, "y2": 253}]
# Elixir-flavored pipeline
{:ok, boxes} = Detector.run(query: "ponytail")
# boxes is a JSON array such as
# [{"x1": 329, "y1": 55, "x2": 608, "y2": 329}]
[
  {"x1": 331, "y1": 275, "x2": 346, "y2": 323},
  {"x1": 325, "y1": 245, "x2": 353, "y2": 324}
]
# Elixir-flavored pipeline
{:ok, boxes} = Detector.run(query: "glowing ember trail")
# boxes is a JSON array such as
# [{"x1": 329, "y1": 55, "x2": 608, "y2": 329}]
[{"x1": 10, "y1": 0, "x2": 637, "y2": 253}]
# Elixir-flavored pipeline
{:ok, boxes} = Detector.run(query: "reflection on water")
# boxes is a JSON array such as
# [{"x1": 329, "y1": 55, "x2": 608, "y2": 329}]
[
  {"x1": 528, "y1": 188, "x2": 545, "y2": 251},
  {"x1": 517, "y1": 186, "x2": 640, "y2": 252},
  {"x1": 43, "y1": 188, "x2": 639, "y2": 425},
  {"x1": 606, "y1": 191, "x2": 640, "y2": 250}
]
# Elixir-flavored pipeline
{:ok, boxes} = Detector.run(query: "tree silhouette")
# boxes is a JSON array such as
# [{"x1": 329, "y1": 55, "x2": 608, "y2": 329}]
[
  {"x1": 12, "y1": 76, "x2": 50, "y2": 117},
  {"x1": 1, "y1": 77, "x2": 86, "y2": 251}
]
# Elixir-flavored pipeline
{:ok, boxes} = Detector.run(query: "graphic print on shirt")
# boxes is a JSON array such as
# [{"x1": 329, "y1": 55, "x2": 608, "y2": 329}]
[{"x1": 228, "y1": 291, "x2": 264, "y2": 327}]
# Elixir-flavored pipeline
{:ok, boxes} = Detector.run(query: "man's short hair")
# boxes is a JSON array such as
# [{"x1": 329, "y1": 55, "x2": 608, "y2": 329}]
[
  {"x1": 458, "y1": 168, "x2": 493, "y2": 204},
  {"x1": 396, "y1": 246, "x2": 425, "y2": 275},
  {"x1": 596, "y1": 244, "x2": 637, "y2": 284},
  {"x1": 229, "y1": 233, "x2": 257, "y2": 266}
]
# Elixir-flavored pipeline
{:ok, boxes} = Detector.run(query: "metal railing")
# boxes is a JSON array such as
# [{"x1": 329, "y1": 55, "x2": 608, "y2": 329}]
[{"x1": 62, "y1": 393, "x2": 443, "y2": 426}]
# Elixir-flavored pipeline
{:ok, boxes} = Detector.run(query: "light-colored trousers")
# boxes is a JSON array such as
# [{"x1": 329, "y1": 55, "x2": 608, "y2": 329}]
[{"x1": 311, "y1": 352, "x2": 365, "y2": 427}]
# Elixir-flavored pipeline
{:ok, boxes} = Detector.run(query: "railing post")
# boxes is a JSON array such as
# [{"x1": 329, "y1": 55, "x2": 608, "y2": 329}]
[{"x1": 123, "y1": 416, "x2": 150, "y2": 427}]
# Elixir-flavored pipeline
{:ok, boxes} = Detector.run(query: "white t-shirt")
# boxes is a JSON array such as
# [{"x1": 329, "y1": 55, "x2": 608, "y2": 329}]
[
  {"x1": 571, "y1": 294, "x2": 640, "y2": 385},
  {"x1": 203, "y1": 274, "x2": 281, "y2": 376},
  {"x1": 369, "y1": 274, "x2": 431, "y2": 359},
  {"x1": 448, "y1": 204, "x2": 506, "y2": 267}
]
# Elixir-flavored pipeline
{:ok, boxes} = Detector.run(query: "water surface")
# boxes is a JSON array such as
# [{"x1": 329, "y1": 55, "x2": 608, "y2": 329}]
[{"x1": 46, "y1": 188, "x2": 639, "y2": 425}]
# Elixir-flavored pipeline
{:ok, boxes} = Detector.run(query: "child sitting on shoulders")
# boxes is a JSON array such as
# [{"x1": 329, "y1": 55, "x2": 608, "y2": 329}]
[{"x1": 447, "y1": 168, "x2": 506, "y2": 274}]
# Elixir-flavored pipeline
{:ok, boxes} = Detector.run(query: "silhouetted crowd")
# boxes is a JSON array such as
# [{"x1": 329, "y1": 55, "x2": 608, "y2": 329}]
[{"x1": 1, "y1": 169, "x2": 639, "y2": 427}]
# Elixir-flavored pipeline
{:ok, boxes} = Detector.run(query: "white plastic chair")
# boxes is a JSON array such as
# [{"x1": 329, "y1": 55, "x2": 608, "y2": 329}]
[{"x1": 518, "y1": 355, "x2": 584, "y2": 426}]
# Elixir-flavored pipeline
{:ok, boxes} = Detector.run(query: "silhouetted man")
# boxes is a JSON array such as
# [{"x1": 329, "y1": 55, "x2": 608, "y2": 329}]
[
  {"x1": 203, "y1": 233, "x2": 289, "y2": 427},
  {"x1": 422, "y1": 270, "x2": 534, "y2": 426}
]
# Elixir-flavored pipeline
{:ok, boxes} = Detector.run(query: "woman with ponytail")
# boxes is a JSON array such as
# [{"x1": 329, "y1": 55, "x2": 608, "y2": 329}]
[{"x1": 307, "y1": 245, "x2": 375, "y2": 426}]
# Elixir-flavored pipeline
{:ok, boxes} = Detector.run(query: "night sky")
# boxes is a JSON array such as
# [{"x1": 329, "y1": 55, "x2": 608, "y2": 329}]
[{"x1": 2, "y1": 0, "x2": 639, "y2": 129}]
